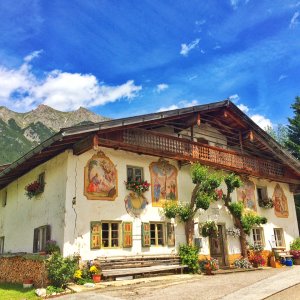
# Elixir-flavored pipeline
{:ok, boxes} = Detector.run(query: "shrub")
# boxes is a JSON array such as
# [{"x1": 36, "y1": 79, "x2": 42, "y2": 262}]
[
  {"x1": 290, "y1": 237, "x2": 300, "y2": 250},
  {"x1": 179, "y1": 244, "x2": 199, "y2": 273},
  {"x1": 45, "y1": 240, "x2": 60, "y2": 254},
  {"x1": 228, "y1": 202, "x2": 244, "y2": 219},
  {"x1": 241, "y1": 213, "x2": 267, "y2": 235},
  {"x1": 46, "y1": 285, "x2": 65, "y2": 295},
  {"x1": 163, "y1": 201, "x2": 179, "y2": 219},
  {"x1": 234, "y1": 258, "x2": 252, "y2": 269},
  {"x1": 195, "y1": 193, "x2": 210, "y2": 210},
  {"x1": 46, "y1": 252, "x2": 78, "y2": 288},
  {"x1": 177, "y1": 204, "x2": 193, "y2": 222}
]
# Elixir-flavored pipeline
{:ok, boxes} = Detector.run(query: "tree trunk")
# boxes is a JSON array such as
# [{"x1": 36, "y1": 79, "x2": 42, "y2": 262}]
[
  {"x1": 234, "y1": 217, "x2": 248, "y2": 258},
  {"x1": 185, "y1": 218, "x2": 195, "y2": 246}
]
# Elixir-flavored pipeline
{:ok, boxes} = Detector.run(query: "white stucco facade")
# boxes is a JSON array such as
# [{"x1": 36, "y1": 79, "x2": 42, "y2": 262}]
[{"x1": 0, "y1": 146, "x2": 299, "y2": 261}]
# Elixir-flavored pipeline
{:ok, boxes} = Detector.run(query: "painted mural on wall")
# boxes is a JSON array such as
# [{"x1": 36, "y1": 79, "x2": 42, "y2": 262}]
[
  {"x1": 84, "y1": 151, "x2": 118, "y2": 200},
  {"x1": 149, "y1": 159, "x2": 178, "y2": 207},
  {"x1": 237, "y1": 179, "x2": 257, "y2": 211},
  {"x1": 125, "y1": 192, "x2": 148, "y2": 217},
  {"x1": 273, "y1": 184, "x2": 289, "y2": 218}
]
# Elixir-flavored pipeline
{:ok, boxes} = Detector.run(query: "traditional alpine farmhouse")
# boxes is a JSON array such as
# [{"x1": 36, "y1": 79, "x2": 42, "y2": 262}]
[{"x1": 0, "y1": 100, "x2": 299, "y2": 266}]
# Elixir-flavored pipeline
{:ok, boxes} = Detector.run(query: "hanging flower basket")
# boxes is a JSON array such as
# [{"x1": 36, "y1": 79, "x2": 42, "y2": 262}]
[
  {"x1": 25, "y1": 181, "x2": 44, "y2": 199},
  {"x1": 200, "y1": 221, "x2": 218, "y2": 237},
  {"x1": 124, "y1": 180, "x2": 150, "y2": 196}
]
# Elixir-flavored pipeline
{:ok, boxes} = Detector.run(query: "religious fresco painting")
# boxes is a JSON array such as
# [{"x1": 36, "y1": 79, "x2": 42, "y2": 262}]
[
  {"x1": 84, "y1": 151, "x2": 118, "y2": 200},
  {"x1": 149, "y1": 159, "x2": 178, "y2": 207},
  {"x1": 237, "y1": 179, "x2": 257, "y2": 211},
  {"x1": 273, "y1": 184, "x2": 289, "y2": 218},
  {"x1": 124, "y1": 192, "x2": 148, "y2": 218}
]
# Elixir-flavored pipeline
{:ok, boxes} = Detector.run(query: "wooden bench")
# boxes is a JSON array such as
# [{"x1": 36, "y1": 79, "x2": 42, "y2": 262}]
[{"x1": 97, "y1": 254, "x2": 187, "y2": 280}]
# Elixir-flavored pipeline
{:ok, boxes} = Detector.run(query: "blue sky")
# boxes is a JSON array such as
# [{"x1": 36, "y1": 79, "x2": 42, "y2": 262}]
[{"x1": 0, "y1": 0, "x2": 299, "y2": 128}]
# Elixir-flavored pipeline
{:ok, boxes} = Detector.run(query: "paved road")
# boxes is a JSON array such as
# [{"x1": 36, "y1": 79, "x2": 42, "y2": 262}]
[
  {"x1": 266, "y1": 284, "x2": 300, "y2": 299},
  {"x1": 60, "y1": 267, "x2": 300, "y2": 300}
]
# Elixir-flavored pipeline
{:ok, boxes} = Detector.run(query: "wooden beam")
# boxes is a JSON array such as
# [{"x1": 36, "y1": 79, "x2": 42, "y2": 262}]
[
  {"x1": 223, "y1": 109, "x2": 247, "y2": 129},
  {"x1": 73, "y1": 134, "x2": 98, "y2": 155}
]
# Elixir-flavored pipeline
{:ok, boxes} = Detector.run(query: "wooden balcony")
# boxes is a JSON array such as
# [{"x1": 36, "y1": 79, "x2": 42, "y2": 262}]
[{"x1": 99, "y1": 129, "x2": 285, "y2": 180}]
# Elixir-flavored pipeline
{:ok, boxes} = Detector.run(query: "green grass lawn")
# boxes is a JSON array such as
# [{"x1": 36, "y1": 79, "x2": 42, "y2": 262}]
[{"x1": 0, "y1": 283, "x2": 40, "y2": 300}]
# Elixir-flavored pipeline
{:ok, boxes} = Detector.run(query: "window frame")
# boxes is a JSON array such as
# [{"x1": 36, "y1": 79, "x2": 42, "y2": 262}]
[
  {"x1": 2, "y1": 190, "x2": 7, "y2": 207},
  {"x1": 0, "y1": 236, "x2": 4, "y2": 254},
  {"x1": 126, "y1": 166, "x2": 144, "y2": 182},
  {"x1": 251, "y1": 227, "x2": 265, "y2": 247},
  {"x1": 33, "y1": 225, "x2": 50, "y2": 253},
  {"x1": 101, "y1": 221, "x2": 122, "y2": 249},
  {"x1": 257, "y1": 186, "x2": 268, "y2": 202},
  {"x1": 150, "y1": 222, "x2": 165, "y2": 247},
  {"x1": 273, "y1": 228, "x2": 285, "y2": 248}
]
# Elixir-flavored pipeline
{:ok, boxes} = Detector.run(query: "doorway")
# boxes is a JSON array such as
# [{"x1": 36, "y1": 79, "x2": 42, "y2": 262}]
[{"x1": 209, "y1": 224, "x2": 228, "y2": 267}]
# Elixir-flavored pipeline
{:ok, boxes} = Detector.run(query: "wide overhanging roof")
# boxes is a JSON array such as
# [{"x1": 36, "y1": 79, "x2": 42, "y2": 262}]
[{"x1": 0, "y1": 99, "x2": 300, "y2": 189}]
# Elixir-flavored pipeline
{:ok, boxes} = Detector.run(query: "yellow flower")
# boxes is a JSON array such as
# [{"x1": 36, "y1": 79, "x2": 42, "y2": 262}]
[{"x1": 74, "y1": 269, "x2": 82, "y2": 279}]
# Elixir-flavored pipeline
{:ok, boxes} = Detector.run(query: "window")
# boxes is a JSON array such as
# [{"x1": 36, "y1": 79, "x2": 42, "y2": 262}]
[
  {"x1": 0, "y1": 236, "x2": 4, "y2": 254},
  {"x1": 127, "y1": 166, "x2": 143, "y2": 182},
  {"x1": 38, "y1": 172, "x2": 45, "y2": 192},
  {"x1": 101, "y1": 222, "x2": 121, "y2": 248},
  {"x1": 91, "y1": 221, "x2": 131, "y2": 249},
  {"x1": 251, "y1": 228, "x2": 264, "y2": 247},
  {"x1": 274, "y1": 228, "x2": 285, "y2": 247},
  {"x1": 150, "y1": 223, "x2": 165, "y2": 246},
  {"x1": 33, "y1": 225, "x2": 51, "y2": 253},
  {"x1": 2, "y1": 190, "x2": 7, "y2": 207},
  {"x1": 257, "y1": 187, "x2": 268, "y2": 202}
]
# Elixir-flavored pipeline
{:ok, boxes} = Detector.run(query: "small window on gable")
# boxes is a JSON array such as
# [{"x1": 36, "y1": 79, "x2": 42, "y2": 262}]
[
  {"x1": 38, "y1": 172, "x2": 45, "y2": 192},
  {"x1": 33, "y1": 225, "x2": 51, "y2": 253},
  {"x1": 0, "y1": 236, "x2": 4, "y2": 254},
  {"x1": 127, "y1": 166, "x2": 143, "y2": 182},
  {"x1": 2, "y1": 190, "x2": 7, "y2": 207}
]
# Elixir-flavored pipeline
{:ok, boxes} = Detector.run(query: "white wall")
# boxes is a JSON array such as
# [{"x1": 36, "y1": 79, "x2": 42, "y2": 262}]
[{"x1": 0, "y1": 152, "x2": 68, "y2": 253}]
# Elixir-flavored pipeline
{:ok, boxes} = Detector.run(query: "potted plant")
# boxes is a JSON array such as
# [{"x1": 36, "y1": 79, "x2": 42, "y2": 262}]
[
  {"x1": 258, "y1": 197, "x2": 274, "y2": 209},
  {"x1": 90, "y1": 265, "x2": 101, "y2": 283},
  {"x1": 124, "y1": 180, "x2": 150, "y2": 196},
  {"x1": 249, "y1": 253, "x2": 266, "y2": 268},
  {"x1": 199, "y1": 258, "x2": 219, "y2": 275},
  {"x1": 200, "y1": 221, "x2": 218, "y2": 237},
  {"x1": 25, "y1": 180, "x2": 44, "y2": 199},
  {"x1": 290, "y1": 238, "x2": 300, "y2": 265},
  {"x1": 23, "y1": 278, "x2": 34, "y2": 288}
]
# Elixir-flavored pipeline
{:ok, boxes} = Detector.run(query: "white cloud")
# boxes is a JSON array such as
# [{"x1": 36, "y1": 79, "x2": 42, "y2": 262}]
[
  {"x1": 0, "y1": 52, "x2": 142, "y2": 112},
  {"x1": 156, "y1": 83, "x2": 169, "y2": 93},
  {"x1": 230, "y1": 0, "x2": 240, "y2": 9},
  {"x1": 24, "y1": 50, "x2": 43, "y2": 63},
  {"x1": 158, "y1": 100, "x2": 198, "y2": 112},
  {"x1": 290, "y1": 11, "x2": 299, "y2": 28},
  {"x1": 229, "y1": 94, "x2": 240, "y2": 103},
  {"x1": 251, "y1": 114, "x2": 273, "y2": 129},
  {"x1": 237, "y1": 103, "x2": 249, "y2": 113},
  {"x1": 180, "y1": 38, "x2": 200, "y2": 56},
  {"x1": 278, "y1": 74, "x2": 288, "y2": 82}
]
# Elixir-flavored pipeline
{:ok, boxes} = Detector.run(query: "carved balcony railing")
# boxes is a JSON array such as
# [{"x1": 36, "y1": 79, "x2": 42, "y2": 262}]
[{"x1": 102, "y1": 129, "x2": 285, "y2": 179}]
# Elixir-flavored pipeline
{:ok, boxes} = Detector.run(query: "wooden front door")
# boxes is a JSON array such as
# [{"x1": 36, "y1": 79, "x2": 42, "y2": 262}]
[{"x1": 209, "y1": 224, "x2": 227, "y2": 267}]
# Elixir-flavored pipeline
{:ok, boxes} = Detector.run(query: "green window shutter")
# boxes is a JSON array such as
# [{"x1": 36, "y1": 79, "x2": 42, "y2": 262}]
[
  {"x1": 123, "y1": 222, "x2": 133, "y2": 248},
  {"x1": 142, "y1": 222, "x2": 150, "y2": 247},
  {"x1": 33, "y1": 228, "x2": 39, "y2": 253},
  {"x1": 46, "y1": 225, "x2": 51, "y2": 242},
  {"x1": 90, "y1": 222, "x2": 101, "y2": 249},
  {"x1": 167, "y1": 223, "x2": 175, "y2": 246}
]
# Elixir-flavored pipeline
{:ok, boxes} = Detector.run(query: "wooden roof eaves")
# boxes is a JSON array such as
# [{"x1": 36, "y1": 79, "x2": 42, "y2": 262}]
[{"x1": 227, "y1": 102, "x2": 300, "y2": 175}]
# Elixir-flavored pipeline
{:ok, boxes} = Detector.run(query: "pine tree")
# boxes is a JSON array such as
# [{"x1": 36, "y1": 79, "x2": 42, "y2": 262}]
[{"x1": 285, "y1": 96, "x2": 300, "y2": 159}]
